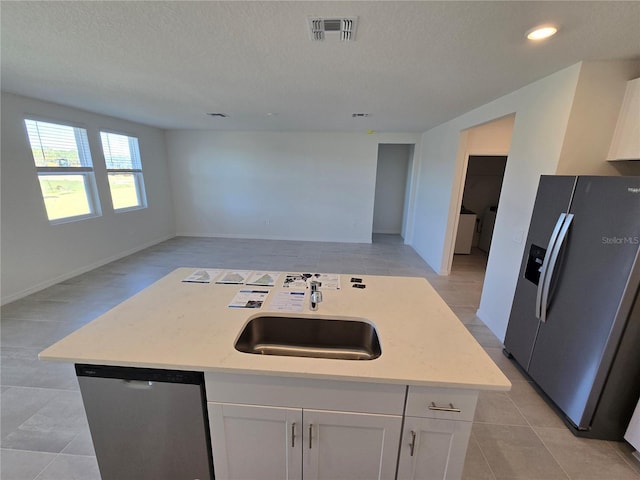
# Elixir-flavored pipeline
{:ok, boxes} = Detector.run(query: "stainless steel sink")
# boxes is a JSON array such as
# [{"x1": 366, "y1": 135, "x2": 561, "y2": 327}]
[{"x1": 235, "y1": 315, "x2": 381, "y2": 360}]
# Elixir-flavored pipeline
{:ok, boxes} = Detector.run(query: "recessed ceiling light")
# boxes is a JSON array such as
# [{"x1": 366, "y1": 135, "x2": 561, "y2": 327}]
[{"x1": 526, "y1": 24, "x2": 558, "y2": 41}]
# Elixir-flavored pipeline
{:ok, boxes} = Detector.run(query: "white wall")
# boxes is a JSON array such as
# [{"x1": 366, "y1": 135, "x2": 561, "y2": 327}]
[
  {"x1": 466, "y1": 115, "x2": 515, "y2": 156},
  {"x1": 412, "y1": 65, "x2": 581, "y2": 273},
  {"x1": 556, "y1": 61, "x2": 640, "y2": 175},
  {"x1": 411, "y1": 63, "x2": 583, "y2": 340},
  {"x1": 402, "y1": 144, "x2": 416, "y2": 240},
  {"x1": 411, "y1": 60, "x2": 640, "y2": 342},
  {"x1": 373, "y1": 144, "x2": 410, "y2": 235},
  {"x1": 1, "y1": 93, "x2": 175, "y2": 303},
  {"x1": 165, "y1": 131, "x2": 421, "y2": 243}
]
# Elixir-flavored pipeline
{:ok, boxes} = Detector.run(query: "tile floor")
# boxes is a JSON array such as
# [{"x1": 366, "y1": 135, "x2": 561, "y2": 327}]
[{"x1": 1, "y1": 235, "x2": 639, "y2": 479}]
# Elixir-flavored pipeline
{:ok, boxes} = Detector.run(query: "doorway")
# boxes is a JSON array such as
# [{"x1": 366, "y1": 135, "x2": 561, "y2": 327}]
[
  {"x1": 457, "y1": 155, "x2": 507, "y2": 253},
  {"x1": 372, "y1": 144, "x2": 414, "y2": 243},
  {"x1": 450, "y1": 115, "x2": 514, "y2": 273}
]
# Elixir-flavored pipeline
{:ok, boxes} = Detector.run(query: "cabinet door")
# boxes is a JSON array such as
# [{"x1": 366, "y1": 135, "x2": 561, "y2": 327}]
[
  {"x1": 397, "y1": 416, "x2": 472, "y2": 480},
  {"x1": 208, "y1": 402, "x2": 302, "y2": 480},
  {"x1": 303, "y1": 409, "x2": 402, "y2": 480}
]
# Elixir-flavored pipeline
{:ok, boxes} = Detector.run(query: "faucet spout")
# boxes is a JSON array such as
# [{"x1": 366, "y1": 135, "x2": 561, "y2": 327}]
[{"x1": 309, "y1": 281, "x2": 323, "y2": 311}]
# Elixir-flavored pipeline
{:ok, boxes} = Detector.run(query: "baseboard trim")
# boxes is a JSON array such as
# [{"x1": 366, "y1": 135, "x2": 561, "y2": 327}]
[
  {"x1": 1, "y1": 234, "x2": 175, "y2": 305},
  {"x1": 174, "y1": 232, "x2": 371, "y2": 244}
]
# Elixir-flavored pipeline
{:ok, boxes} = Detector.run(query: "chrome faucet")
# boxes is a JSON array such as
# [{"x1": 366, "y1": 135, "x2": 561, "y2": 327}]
[{"x1": 309, "y1": 281, "x2": 323, "y2": 311}]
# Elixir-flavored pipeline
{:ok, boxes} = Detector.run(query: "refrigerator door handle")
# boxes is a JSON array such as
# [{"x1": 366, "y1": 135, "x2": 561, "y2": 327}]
[
  {"x1": 540, "y1": 213, "x2": 574, "y2": 323},
  {"x1": 536, "y1": 213, "x2": 567, "y2": 319}
]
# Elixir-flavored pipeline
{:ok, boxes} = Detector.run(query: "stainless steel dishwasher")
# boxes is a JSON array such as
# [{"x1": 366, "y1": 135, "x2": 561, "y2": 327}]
[{"x1": 76, "y1": 364, "x2": 214, "y2": 480}]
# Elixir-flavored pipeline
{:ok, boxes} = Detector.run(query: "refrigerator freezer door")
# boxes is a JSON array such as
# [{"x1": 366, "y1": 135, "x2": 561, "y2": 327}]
[
  {"x1": 504, "y1": 176, "x2": 576, "y2": 369},
  {"x1": 527, "y1": 176, "x2": 640, "y2": 430}
]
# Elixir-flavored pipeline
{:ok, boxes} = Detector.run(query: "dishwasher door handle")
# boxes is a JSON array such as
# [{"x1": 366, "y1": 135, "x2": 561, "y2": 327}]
[{"x1": 123, "y1": 380, "x2": 154, "y2": 389}]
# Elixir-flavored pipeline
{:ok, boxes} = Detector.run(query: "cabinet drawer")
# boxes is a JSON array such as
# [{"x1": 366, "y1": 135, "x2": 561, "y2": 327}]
[
  {"x1": 405, "y1": 386, "x2": 478, "y2": 421},
  {"x1": 205, "y1": 372, "x2": 406, "y2": 415}
]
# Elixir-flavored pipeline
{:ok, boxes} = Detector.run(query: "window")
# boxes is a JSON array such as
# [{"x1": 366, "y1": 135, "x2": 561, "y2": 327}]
[
  {"x1": 24, "y1": 119, "x2": 100, "y2": 222},
  {"x1": 100, "y1": 131, "x2": 147, "y2": 211}
]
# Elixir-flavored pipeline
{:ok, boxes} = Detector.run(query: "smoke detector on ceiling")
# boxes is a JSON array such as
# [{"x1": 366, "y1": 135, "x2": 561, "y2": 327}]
[{"x1": 308, "y1": 17, "x2": 358, "y2": 42}]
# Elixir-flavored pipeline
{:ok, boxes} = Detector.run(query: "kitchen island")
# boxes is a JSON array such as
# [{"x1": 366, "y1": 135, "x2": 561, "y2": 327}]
[{"x1": 40, "y1": 268, "x2": 510, "y2": 480}]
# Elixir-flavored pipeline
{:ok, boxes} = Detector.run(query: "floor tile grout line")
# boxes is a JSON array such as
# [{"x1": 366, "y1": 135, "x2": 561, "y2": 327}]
[
  {"x1": 612, "y1": 445, "x2": 640, "y2": 478},
  {"x1": 499, "y1": 356, "x2": 640, "y2": 479},
  {"x1": 33, "y1": 450, "x2": 61, "y2": 480},
  {"x1": 527, "y1": 424, "x2": 573, "y2": 480},
  {"x1": 0, "y1": 385, "x2": 79, "y2": 393},
  {"x1": 469, "y1": 432, "x2": 499, "y2": 480}
]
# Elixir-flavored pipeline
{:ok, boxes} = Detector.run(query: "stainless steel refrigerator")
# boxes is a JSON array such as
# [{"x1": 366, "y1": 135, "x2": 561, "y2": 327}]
[{"x1": 504, "y1": 175, "x2": 640, "y2": 440}]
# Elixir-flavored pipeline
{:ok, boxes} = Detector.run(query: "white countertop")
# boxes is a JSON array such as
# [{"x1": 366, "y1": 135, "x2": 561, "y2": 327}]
[{"x1": 39, "y1": 268, "x2": 511, "y2": 391}]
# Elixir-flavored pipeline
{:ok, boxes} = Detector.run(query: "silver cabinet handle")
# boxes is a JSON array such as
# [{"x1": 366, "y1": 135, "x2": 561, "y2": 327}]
[
  {"x1": 291, "y1": 422, "x2": 296, "y2": 448},
  {"x1": 536, "y1": 213, "x2": 567, "y2": 319},
  {"x1": 428, "y1": 402, "x2": 461, "y2": 413},
  {"x1": 540, "y1": 213, "x2": 573, "y2": 323},
  {"x1": 409, "y1": 430, "x2": 417, "y2": 457},
  {"x1": 308, "y1": 424, "x2": 313, "y2": 449}
]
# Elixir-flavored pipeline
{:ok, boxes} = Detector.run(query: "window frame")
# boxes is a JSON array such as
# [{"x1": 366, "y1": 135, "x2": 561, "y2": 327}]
[
  {"x1": 99, "y1": 129, "x2": 148, "y2": 213},
  {"x1": 24, "y1": 117, "x2": 101, "y2": 225}
]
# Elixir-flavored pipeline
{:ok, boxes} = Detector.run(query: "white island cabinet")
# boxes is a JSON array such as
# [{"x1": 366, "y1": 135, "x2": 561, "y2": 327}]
[
  {"x1": 39, "y1": 269, "x2": 511, "y2": 480},
  {"x1": 205, "y1": 373, "x2": 480, "y2": 480},
  {"x1": 397, "y1": 387, "x2": 478, "y2": 480},
  {"x1": 208, "y1": 403, "x2": 302, "y2": 480},
  {"x1": 205, "y1": 373, "x2": 404, "y2": 480}
]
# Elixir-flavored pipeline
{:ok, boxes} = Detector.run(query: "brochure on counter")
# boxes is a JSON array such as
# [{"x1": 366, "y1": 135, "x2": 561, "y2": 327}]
[
  {"x1": 282, "y1": 273, "x2": 341, "y2": 290},
  {"x1": 228, "y1": 289, "x2": 270, "y2": 308},
  {"x1": 181, "y1": 269, "x2": 223, "y2": 284},
  {"x1": 216, "y1": 270, "x2": 252, "y2": 285},
  {"x1": 267, "y1": 290, "x2": 306, "y2": 312},
  {"x1": 246, "y1": 272, "x2": 280, "y2": 287}
]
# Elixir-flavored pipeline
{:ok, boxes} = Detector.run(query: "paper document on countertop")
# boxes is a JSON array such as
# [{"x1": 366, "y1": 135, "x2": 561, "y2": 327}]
[
  {"x1": 281, "y1": 273, "x2": 341, "y2": 290},
  {"x1": 181, "y1": 269, "x2": 223, "y2": 284},
  {"x1": 282, "y1": 273, "x2": 308, "y2": 289},
  {"x1": 217, "y1": 270, "x2": 252, "y2": 284},
  {"x1": 246, "y1": 272, "x2": 280, "y2": 287},
  {"x1": 228, "y1": 289, "x2": 269, "y2": 308},
  {"x1": 314, "y1": 273, "x2": 341, "y2": 290},
  {"x1": 267, "y1": 290, "x2": 306, "y2": 312}
]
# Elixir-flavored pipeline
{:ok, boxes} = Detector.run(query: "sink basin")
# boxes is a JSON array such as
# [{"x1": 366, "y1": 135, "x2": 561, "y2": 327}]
[{"x1": 235, "y1": 315, "x2": 381, "y2": 360}]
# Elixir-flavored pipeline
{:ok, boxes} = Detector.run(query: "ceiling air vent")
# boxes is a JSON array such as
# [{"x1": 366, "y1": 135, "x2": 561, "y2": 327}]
[{"x1": 308, "y1": 17, "x2": 358, "y2": 42}]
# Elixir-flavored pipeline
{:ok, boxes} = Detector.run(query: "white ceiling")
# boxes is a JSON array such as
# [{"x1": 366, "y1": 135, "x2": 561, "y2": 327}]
[{"x1": 2, "y1": 1, "x2": 639, "y2": 132}]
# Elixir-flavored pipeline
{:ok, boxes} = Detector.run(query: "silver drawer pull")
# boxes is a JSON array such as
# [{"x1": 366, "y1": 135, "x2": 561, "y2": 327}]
[{"x1": 428, "y1": 402, "x2": 461, "y2": 413}]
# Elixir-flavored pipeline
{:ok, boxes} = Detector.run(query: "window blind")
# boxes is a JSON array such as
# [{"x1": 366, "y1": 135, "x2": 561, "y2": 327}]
[
  {"x1": 24, "y1": 119, "x2": 92, "y2": 168},
  {"x1": 100, "y1": 132, "x2": 142, "y2": 171}
]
